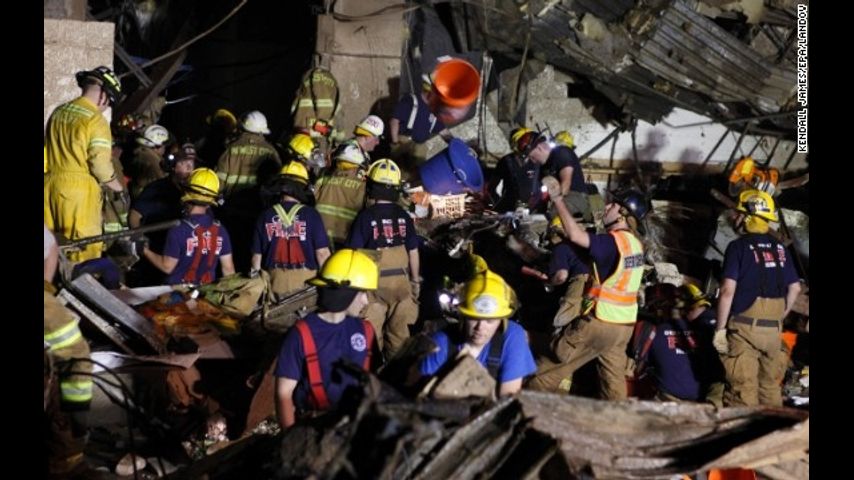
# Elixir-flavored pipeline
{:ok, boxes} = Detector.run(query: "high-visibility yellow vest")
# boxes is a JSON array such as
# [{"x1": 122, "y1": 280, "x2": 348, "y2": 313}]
[{"x1": 587, "y1": 230, "x2": 644, "y2": 324}]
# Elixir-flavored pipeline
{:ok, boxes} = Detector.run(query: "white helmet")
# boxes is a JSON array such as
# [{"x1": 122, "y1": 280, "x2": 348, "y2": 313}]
[
  {"x1": 335, "y1": 143, "x2": 366, "y2": 166},
  {"x1": 136, "y1": 124, "x2": 170, "y2": 148},
  {"x1": 240, "y1": 110, "x2": 271, "y2": 135},
  {"x1": 354, "y1": 115, "x2": 384, "y2": 137}
]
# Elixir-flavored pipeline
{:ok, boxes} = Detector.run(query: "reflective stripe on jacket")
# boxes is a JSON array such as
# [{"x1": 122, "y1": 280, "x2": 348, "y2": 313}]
[{"x1": 587, "y1": 230, "x2": 644, "y2": 324}]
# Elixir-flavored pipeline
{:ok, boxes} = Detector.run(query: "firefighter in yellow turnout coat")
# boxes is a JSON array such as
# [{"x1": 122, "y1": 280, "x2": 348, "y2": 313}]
[{"x1": 45, "y1": 66, "x2": 126, "y2": 262}]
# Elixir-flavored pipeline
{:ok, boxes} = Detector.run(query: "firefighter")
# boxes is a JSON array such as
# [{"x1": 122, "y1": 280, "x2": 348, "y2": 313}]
[
  {"x1": 346, "y1": 159, "x2": 420, "y2": 358},
  {"x1": 528, "y1": 179, "x2": 648, "y2": 400},
  {"x1": 284, "y1": 132, "x2": 321, "y2": 173},
  {"x1": 127, "y1": 144, "x2": 197, "y2": 287},
  {"x1": 44, "y1": 225, "x2": 95, "y2": 478},
  {"x1": 128, "y1": 124, "x2": 170, "y2": 198},
  {"x1": 45, "y1": 66, "x2": 125, "y2": 262},
  {"x1": 216, "y1": 110, "x2": 282, "y2": 199},
  {"x1": 275, "y1": 249, "x2": 380, "y2": 428},
  {"x1": 336, "y1": 115, "x2": 384, "y2": 167},
  {"x1": 487, "y1": 127, "x2": 543, "y2": 213},
  {"x1": 420, "y1": 270, "x2": 537, "y2": 396},
  {"x1": 314, "y1": 143, "x2": 368, "y2": 249},
  {"x1": 216, "y1": 110, "x2": 283, "y2": 272},
  {"x1": 141, "y1": 168, "x2": 236, "y2": 285},
  {"x1": 546, "y1": 216, "x2": 592, "y2": 333},
  {"x1": 714, "y1": 190, "x2": 801, "y2": 407},
  {"x1": 523, "y1": 130, "x2": 592, "y2": 223},
  {"x1": 389, "y1": 74, "x2": 451, "y2": 170},
  {"x1": 251, "y1": 161, "x2": 331, "y2": 298},
  {"x1": 679, "y1": 283, "x2": 726, "y2": 407},
  {"x1": 196, "y1": 108, "x2": 238, "y2": 168},
  {"x1": 632, "y1": 283, "x2": 707, "y2": 402}
]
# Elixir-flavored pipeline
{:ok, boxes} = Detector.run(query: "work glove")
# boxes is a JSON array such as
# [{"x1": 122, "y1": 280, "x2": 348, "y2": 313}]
[
  {"x1": 713, "y1": 329, "x2": 729, "y2": 355},
  {"x1": 541, "y1": 176, "x2": 562, "y2": 200}
]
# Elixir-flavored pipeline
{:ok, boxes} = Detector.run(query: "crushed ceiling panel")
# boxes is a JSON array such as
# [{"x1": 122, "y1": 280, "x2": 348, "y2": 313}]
[{"x1": 456, "y1": 0, "x2": 797, "y2": 132}]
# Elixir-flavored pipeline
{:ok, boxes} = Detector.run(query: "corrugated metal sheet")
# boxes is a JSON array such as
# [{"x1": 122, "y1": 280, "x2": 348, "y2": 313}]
[
  {"x1": 628, "y1": 1, "x2": 795, "y2": 111},
  {"x1": 461, "y1": 0, "x2": 797, "y2": 130}
]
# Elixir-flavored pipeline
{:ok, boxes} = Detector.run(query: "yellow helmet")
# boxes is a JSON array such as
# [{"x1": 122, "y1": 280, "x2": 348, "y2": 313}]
[
  {"x1": 680, "y1": 283, "x2": 711, "y2": 309},
  {"x1": 367, "y1": 158, "x2": 402, "y2": 186},
  {"x1": 458, "y1": 271, "x2": 516, "y2": 320},
  {"x1": 182, "y1": 168, "x2": 221, "y2": 205},
  {"x1": 280, "y1": 161, "x2": 309, "y2": 184},
  {"x1": 555, "y1": 130, "x2": 575, "y2": 149},
  {"x1": 207, "y1": 108, "x2": 238, "y2": 133},
  {"x1": 737, "y1": 189, "x2": 778, "y2": 222},
  {"x1": 288, "y1": 133, "x2": 315, "y2": 162},
  {"x1": 470, "y1": 254, "x2": 489, "y2": 276},
  {"x1": 308, "y1": 249, "x2": 379, "y2": 290},
  {"x1": 509, "y1": 127, "x2": 533, "y2": 154},
  {"x1": 549, "y1": 216, "x2": 563, "y2": 230}
]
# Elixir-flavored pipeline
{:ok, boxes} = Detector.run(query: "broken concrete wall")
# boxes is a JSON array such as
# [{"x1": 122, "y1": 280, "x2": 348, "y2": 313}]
[
  {"x1": 315, "y1": 0, "x2": 405, "y2": 135},
  {"x1": 427, "y1": 65, "x2": 806, "y2": 174},
  {"x1": 44, "y1": 19, "x2": 115, "y2": 130}
]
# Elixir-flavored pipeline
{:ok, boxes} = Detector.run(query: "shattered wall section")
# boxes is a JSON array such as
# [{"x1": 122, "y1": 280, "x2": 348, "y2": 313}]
[
  {"x1": 44, "y1": 19, "x2": 115, "y2": 129},
  {"x1": 316, "y1": 0, "x2": 405, "y2": 135}
]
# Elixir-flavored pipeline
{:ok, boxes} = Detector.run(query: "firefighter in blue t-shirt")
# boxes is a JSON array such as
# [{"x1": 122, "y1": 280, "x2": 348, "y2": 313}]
[
  {"x1": 633, "y1": 283, "x2": 706, "y2": 402},
  {"x1": 346, "y1": 159, "x2": 420, "y2": 358},
  {"x1": 421, "y1": 270, "x2": 536, "y2": 396},
  {"x1": 275, "y1": 249, "x2": 380, "y2": 428},
  {"x1": 528, "y1": 179, "x2": 648, "y2": 400},
  {"x1": 713, "y1": 190, "x2": 801, "y2": 407},
  {"x1": 141, "y1": 168, "x2": 235, "y2": 285},
  {"x1": 251, "y1": 161, "x2": 331, "y2": 299}
]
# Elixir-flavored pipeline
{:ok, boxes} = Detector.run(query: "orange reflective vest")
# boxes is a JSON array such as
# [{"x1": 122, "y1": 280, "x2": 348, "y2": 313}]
[{"x1": 586, "y1": 230, "x2": 644, "y2": 324}]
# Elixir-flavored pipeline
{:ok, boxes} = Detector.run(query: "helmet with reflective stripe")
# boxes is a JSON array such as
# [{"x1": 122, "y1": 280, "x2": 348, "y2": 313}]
[
  {"x1": 737, "y1": 189, "x2": 778, "y2": 222},
  {"x1": 354, "y1": 115, "x2": 384, "y2": 137},
  {"x1": 334, "y1": 143, "x2": 366, "y2": 166},
  {"x1": 308, "y1": 248, "x2": 378, "y2": 290},
  {"x1": 367, "y1": 158, "x2": 402, "y2": 186},
  {"x1": 240, "y1": 110, "x2": 271, "y2": 135},
  {"x1": 288, "y1": 133, "x2": 315, "y2": 162},
  {"x1": 182, "y1": 168, "x2": 221, "y2": 205},
  {"x1": 136, "y1": 124, "x2": 170, "y2": 148},
  {"x1": 279, "y1": 161, "x2": 310, "y2": 185},
  {"x1": 458, "y1": 270, "x2": 516, "y2": 320},
  {"x1": 76, "y1": 66, "x2": 122, "y2": 105}
]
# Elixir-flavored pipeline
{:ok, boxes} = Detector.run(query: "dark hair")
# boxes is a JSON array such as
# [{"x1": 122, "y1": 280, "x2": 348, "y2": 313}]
[
  {"x1": 367, "y1": 181, "x2": 399, "y2": 201},
  {"x1": 317, "y1": 287, "x2": 360, "y2": 312}
]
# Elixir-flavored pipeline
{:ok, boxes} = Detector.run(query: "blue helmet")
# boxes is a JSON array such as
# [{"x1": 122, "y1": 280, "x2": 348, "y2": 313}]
[{"x1": 611, "y1": 189, "x2": 650, "y2": 222}]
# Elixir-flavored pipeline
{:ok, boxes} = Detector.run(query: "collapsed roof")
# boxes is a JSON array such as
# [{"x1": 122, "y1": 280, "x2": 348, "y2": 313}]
[{"x1": 430, "y1": 0, "x2": 800, "y2": 136}]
